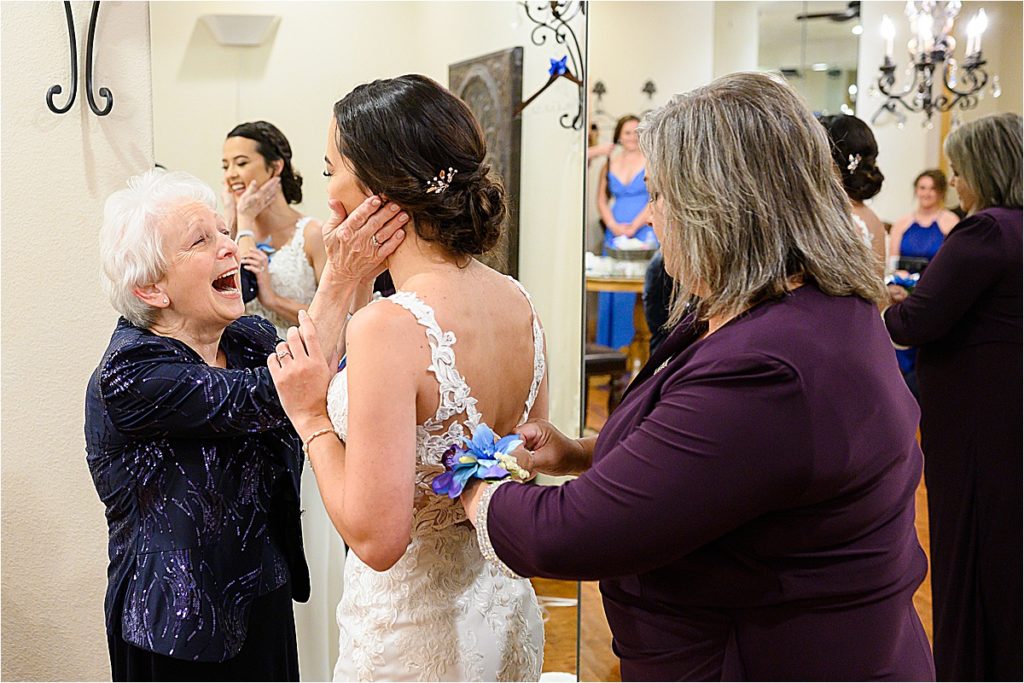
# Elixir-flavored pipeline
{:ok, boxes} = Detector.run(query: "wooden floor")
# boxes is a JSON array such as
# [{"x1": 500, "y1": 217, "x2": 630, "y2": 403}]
[{"x1": 535, "y1": 377, "x2": 934, "y2": 681}]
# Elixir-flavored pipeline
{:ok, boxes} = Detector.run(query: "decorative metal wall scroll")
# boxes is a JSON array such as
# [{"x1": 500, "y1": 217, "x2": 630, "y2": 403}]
[
  {"x1": 46, "y1": 2, "x2": 78, "y2": 114},
  {"x1": 46, "y1": 1, "x2": 113, "y2": 116},
  {"x1": 517, "y1": 1, "x2": 586, "y2": 130}
]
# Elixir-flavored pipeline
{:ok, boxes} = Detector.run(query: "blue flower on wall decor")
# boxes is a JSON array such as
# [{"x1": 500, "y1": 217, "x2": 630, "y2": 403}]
[
  {"x1": 431, "y1": 424, "x2": 530, "y2": 499},
  {"x1": 548, "y1": 56, "x2": 569, "y2": 77}
]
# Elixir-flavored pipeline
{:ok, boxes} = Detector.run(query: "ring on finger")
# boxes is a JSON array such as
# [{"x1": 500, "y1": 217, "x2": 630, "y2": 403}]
[
  {"x1": 276, "y1": 349, "x2": 292, "y2": 360},
  {"x1": 371, "y1": 234, "x2": 381, "y2": 249}
]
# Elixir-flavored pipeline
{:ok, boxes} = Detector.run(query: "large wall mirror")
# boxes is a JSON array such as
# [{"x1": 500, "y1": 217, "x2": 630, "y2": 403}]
[
  {"x1": 581, "y1": 2, "x2": 861, "y2": 679},
  {"x1": 759, "y1": 1, "x2": 860, "y2": 115},
  {"x1": 150, "y1": 2, "x2": 584, "y2": 680}
]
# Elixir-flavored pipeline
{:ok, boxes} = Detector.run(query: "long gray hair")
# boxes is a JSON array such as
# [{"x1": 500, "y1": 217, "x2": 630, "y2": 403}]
[{"x1": 638, "y1": 72, "x2": 885, "y2": 326}]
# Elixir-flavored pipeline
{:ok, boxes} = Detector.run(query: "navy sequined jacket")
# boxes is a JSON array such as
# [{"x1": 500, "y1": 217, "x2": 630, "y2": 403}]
[{"x1": 85, "y1": 315, "x2": 310, "y2": 662}]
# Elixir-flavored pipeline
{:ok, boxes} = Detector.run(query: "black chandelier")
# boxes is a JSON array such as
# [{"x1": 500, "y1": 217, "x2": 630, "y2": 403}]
[{"x1": 872, "y1": 0, "x2": 1000, "y2": 127}]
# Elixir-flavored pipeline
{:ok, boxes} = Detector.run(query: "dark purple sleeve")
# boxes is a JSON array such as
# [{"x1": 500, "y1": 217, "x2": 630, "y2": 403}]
[
  {"x1": 884, "y1": 214, "x2": 1002, "y2": 346},
  {"x1": 485, "y1": 354, "x2": 813, "y2": 580},
  {"x1": 100, "y1": 336, "x2": 290, "y2": 438}
]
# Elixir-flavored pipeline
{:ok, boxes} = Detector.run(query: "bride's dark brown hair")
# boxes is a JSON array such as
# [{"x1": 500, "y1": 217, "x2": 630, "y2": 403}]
[{"x1": 332, "y1": 74, "x2": 506, "y2": 257}]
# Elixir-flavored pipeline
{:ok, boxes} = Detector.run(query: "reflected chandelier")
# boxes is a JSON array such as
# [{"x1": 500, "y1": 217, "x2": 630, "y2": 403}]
[{"x1": 872, "y1": 0, "x2": 1000, "y2": 127}]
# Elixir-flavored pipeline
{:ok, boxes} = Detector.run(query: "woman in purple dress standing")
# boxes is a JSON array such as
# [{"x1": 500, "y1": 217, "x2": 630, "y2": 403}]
[
  {"x1": 885, "y1": 113, "x2": 1022, "y2": 682},
  {"x1": 462, "y1": 73, "x2": 934, "y2": 681}
]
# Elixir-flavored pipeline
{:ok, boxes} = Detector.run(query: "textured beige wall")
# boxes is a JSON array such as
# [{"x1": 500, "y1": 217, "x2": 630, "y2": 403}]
[
  {"x1": 1, "y1": 1, "x2": 155, "y2": 681},
  {"x1": 588, "y1": 1, "x2": 715, "y2": 131},
  {"x1": 150, "y1": 0, "x2": 584, "y2": 433}
]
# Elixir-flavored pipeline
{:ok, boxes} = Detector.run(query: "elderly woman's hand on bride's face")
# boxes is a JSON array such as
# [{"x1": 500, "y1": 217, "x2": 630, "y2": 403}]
[{"x1": 321, "y1": 197, "x2": 407, "y2": 283}]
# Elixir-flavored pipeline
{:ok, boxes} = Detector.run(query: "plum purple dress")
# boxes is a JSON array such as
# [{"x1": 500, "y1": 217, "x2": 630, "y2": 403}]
[
  {"x1": 479, "y1": 283, "x2": 935, "y2": 681},
  {"x1": 885, "y1": 207, "x2": 1023, "y2": 681}
]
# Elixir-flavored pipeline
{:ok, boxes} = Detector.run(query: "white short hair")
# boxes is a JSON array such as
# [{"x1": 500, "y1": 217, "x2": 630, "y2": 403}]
[{"x1": 99, "y1": 169, "x2": 217, "y2": 327}]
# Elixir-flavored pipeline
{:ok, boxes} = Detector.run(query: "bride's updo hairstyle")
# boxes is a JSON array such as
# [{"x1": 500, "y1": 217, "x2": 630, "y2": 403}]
[
  {"x1": 332, "y1": 75, "x2": 506, "y2": 257},
  {"x1": 818, "y1": 114, "x2": 885, "y2": 202}
]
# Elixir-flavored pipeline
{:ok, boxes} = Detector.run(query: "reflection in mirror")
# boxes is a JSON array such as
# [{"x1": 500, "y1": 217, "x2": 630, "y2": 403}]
[
  {"x1": 581, "y1": 3, "x2": 869, "y2": 681},
  {"x1": 151, "y1": 2, "x2": 582, "y2": 680},
  {"x1": 758, "y1": 1, "x2": 860, "y2": 115}
]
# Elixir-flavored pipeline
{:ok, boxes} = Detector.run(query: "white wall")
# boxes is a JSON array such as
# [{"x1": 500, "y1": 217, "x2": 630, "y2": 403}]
[
  {"x1": 0, "y1": 2, "x2": 155, "y2": 680},
  {"x1": 714, "y1": 1, "x2": 760, "y2": 79},
  {"x1": 589, "y1": 1, "x2": 715, "y2": 132},
  {"x1": 857, "y1": 0, "x2": 1023, "y2": 222},
  {"x1": 150, "y1": 0, "x2": 584, "y2": 434}
]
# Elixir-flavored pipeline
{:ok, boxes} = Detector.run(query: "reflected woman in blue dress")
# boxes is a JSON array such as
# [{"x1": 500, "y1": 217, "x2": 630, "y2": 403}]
[
  {"x1": 596, "y1": 115, "x2": 656, "y2": 349},
  {"x1": 888, "y1": 170, "x2": 960, "y2": 396}
]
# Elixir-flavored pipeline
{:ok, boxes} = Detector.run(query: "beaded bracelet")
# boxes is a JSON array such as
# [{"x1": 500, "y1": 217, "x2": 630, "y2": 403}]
[{"x1": 302, "y1": 427, "x2": 335, "y2": 459}]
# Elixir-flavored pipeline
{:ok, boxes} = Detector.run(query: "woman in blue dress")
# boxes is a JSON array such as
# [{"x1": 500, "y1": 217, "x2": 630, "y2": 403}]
[
  {"x1": 889, "y1": 170, "x2": 960, "y2": 395},
  {"x1": 596, "y1": 115, "x2": 656, "y2": 349}
]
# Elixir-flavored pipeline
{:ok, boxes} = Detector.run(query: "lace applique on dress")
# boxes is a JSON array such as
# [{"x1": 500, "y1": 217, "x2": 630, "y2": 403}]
[
  {"x1": 245, "y1": 216, "x2": 318, "y2": 338},
  {"x1": 326, "y1": 283, "x2": 546, "y2": 682}
]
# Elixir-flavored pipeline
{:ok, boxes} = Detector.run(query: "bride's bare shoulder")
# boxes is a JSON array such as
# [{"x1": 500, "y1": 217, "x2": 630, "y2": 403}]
[{"x1": 346, "y1": 297, "x2": 428, "y2": 354}]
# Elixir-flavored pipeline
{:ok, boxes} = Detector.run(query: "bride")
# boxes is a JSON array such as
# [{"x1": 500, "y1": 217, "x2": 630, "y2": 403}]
[{"x1": 269, "y1": 75, "x2": 546, "y2": 681}]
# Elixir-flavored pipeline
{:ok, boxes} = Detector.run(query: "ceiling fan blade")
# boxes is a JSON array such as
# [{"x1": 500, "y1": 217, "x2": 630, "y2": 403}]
[
  {"x1": 796, "y1": 11, "x2": 844, "y2": 20},
  {"x1": 796, "y1": 9, "x2": 859, "y2": 21},
  {"x1": 797, "y1": 2, "x2": 859, "y2": 22}
]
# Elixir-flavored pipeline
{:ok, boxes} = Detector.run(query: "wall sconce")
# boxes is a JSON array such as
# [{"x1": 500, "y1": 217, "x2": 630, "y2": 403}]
[
  {"x1": 199, "y1": 14, "x2": 279, "y2": 47},
  {"x1": 641, "y1": 80, "x2": 657, "y2": 100}
]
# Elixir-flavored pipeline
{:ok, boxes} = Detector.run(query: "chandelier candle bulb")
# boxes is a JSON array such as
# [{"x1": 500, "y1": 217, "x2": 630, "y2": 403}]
[
  {"x1": 916, "y1": 14, "x2": 933, "y2": 53},
  {"x1": 881, "y1": 15, "x2": 896, "y2": 60},
  {"x1": 974, "y1": 9, "x2": 988, "y2": 54}
]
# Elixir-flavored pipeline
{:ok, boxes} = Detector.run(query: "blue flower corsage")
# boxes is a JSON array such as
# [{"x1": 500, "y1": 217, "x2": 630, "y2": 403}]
[
  {"x1": 887, "y1": 272, "x2": 920, "y2": 289},
  {"x1": 431, "y1": 423, "x2": 530, "y2": 499},
  {"x1": 256, "y1": 241, "x2": 276, "y2": 261},
  {"x1": 548, "y1": 56, "x2": 569, "y2": 77}
]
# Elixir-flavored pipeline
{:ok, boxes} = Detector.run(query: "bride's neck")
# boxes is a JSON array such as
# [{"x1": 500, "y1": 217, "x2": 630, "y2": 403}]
[
  {"x1": 254, "y1": 200, "x2": 298, "y2": 239},
  {"x1": 385, "y1": 223, "x2": 469, "y2": 289}
]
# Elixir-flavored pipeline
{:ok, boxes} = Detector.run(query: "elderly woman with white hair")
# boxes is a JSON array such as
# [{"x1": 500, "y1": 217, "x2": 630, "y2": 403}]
[
  {"x1": 461, "y1": 72, "x2": 934, "y2": 680},
  {"x1": 885, "y1": 113, "x2": 1023, "y2": 682},
  {"x1": 85, "y1": 169, "x2": 406, "y2": 681}
]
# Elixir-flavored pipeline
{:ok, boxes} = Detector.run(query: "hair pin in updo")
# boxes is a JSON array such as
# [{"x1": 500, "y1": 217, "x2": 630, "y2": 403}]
[
  {"x1": 847, "y1": 154, "x2": 862, "y2": 172},
  {"x1": 425, "y1": 167, "x2": 457, "y2": 194}
]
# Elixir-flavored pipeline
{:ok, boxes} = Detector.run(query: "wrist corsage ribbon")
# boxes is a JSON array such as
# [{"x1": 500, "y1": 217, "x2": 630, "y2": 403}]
[
  {"x1": 887, "y1": 272, "x2": 920, "y2": 290},
  {"x1": 431, "y1": 424, "x2": 530, "y2": 499}
]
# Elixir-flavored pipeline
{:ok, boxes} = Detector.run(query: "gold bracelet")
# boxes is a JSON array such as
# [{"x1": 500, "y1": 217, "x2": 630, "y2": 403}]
[{"x1": 302, "y1": 427, "x2": 335, "y2": 459}]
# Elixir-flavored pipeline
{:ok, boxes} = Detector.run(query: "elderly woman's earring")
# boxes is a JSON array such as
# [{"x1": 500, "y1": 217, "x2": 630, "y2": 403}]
[{"x1": 163, "y1": 297, "x2": 169, "y2": 305}]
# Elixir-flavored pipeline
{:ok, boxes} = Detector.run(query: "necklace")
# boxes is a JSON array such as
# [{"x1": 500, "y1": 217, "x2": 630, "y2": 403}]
[{"x1": 652, "y1": 355, "x2": 674, "y2": 376}]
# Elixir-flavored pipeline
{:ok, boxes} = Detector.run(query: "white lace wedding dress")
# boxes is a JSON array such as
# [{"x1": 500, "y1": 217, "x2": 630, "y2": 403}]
[{"x1": 325, "y1": 279, "x2": 546, "y2": 682}]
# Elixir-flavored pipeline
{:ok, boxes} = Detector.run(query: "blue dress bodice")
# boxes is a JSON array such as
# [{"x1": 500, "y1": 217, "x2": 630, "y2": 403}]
[
  {"x1": 605, "y1": 168, "x2": 656, "y2": 246},
  {"x1": 895, "y1": 220, "x2": 947, "y2": 391},
  {"x1": 900, "y1": 220, "x2": 945, "y2": 267}
]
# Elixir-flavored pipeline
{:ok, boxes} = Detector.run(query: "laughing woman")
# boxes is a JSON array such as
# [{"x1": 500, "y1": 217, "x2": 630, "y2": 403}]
[{"x1": 86, "y1": 169, "x2": 405, "y2": 681}]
